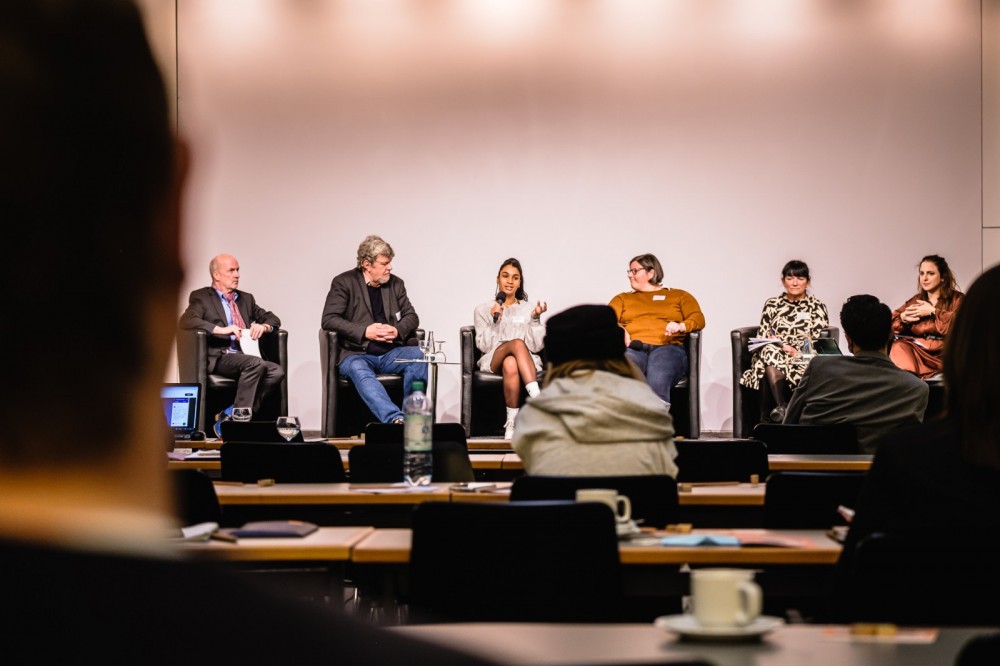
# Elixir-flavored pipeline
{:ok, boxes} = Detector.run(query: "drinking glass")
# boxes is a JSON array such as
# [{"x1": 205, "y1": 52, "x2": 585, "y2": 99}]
[
  {"x1": 276, "y1": 416, "x2": 301, "y2": 442},
  {"x1": 433, "y1": 340, "x2": 446, "y2": 363},
  {"x1": 231, "y1": 407, "x2": 252, "y2": 422},
  {"x1": 418, "y1": 334, "x2": 432, "y2": 360}
]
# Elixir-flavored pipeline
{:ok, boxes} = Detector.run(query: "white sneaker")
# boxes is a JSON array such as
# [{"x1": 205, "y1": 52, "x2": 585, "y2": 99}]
[{"x1": 504, "y1": 420, "x2": 515, "y2": 440}]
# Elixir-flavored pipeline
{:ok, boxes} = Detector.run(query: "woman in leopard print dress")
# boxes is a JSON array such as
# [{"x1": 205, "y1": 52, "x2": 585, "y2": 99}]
[{"x1": 740, "y1": 260, "x2": 829, "y2": 422}]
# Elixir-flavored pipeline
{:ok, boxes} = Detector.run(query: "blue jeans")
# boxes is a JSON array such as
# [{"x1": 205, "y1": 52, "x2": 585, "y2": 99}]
[
  {"x1": 338, "y1": 345, "x2": 428, "y2": 423},
  {"x1": 625, "y1": 343, "x2": 687, "y2": 405}
]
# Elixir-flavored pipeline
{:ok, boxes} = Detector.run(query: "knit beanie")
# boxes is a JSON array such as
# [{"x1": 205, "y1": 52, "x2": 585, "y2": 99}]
[{"x1": 544, "y1": 304, "x2": 626, "y2": 366}]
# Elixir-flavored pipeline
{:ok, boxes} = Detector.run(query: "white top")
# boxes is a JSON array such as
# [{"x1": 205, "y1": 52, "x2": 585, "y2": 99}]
[{"x1": 473, "y1": 299, "x2": 545, "y2": 373}]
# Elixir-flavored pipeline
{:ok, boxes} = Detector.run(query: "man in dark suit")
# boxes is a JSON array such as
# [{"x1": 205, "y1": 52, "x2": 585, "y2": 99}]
[
  {"x1": 0, "y1": 2, "x2": 489, "y2": 662},
  {"x1": 784, "y1": 294, "x2": 929, "y2": 453},
  {"x1": 321, "y1": 235, "x2": 428, "y2": 424},
  {"x1": 180, "y1": 253, "x2": 284, "y2": 429}
]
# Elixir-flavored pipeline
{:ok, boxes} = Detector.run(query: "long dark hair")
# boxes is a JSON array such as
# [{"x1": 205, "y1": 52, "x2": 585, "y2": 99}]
[
  {"x1": 943, "y1": 264, "x2": 1000, "y2": 470},
  {"x1": 918, "y1": 254, "x2": 959, "y2": 306},
  {"x1": 495, "y1": 258, "x2": 528, "y2": 302}
]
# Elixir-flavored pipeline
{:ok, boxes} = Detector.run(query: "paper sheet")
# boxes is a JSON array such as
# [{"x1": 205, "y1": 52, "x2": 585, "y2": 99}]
[{"x1": 239, "y1": 329, "x2": 261, "y2": 357}]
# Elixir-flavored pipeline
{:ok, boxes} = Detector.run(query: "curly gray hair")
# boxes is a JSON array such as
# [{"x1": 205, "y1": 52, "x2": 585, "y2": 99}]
[{"x1": 356, "y1": 235, "x2": 394, "y2": 268}]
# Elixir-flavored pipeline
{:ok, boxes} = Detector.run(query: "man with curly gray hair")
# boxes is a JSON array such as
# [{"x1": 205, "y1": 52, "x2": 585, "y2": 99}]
[{"x1": 322, "y1": 235, "x2": 427, "y2": 424}]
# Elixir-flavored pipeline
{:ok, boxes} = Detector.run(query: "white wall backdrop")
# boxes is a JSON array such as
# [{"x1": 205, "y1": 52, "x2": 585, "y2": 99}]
[{"x1": 165, "y1": 0, "x2": 983, "y2": 433}]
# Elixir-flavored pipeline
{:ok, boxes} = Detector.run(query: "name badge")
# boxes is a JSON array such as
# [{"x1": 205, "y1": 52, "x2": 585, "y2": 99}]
[
  {"x1": 510, "y1": 316, "x2": 526, "y2": 324},
  {"x1": 394, "y1": 311, "x2": 402, "y2": 322},
  {"x1": 796, "y1": 312, "x2": 810, "y2": 321},
  {"x1": 653, "y1": 295, "x2": 666, "y2": 301}
]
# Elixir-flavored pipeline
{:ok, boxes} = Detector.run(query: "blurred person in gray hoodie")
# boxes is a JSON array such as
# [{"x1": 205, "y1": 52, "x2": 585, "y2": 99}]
[{"x1": 512, "y1": 305, "x2": 678, "y2": 477}]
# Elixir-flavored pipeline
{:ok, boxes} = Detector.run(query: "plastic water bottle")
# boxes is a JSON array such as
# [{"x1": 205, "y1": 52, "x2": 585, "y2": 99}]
[{"x1": 403, "y1": 380, "x2": 433, "y2": 486}]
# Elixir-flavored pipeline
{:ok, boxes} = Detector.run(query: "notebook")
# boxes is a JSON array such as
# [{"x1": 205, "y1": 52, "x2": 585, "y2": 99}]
[{"x1": 162, "y1": 383, "x2": 202, "y2": 441}]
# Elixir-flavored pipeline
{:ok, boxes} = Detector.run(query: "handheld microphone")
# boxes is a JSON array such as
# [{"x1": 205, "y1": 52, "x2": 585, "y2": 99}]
[
  {"x1": 493, "y1": 293, "x2": 504, "y2": 323},
  {"x1": 629, "y1": 340, "x2": 644, "y2": 351}
]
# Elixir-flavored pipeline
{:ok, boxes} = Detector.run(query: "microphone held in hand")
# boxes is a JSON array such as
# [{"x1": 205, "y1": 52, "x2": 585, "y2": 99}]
[
  {"x1": 493, "y1": 293, "x2": 505, "y2": 323},
  {"x1": 629, "y1": 340, "x2": 644, "y2": 351}
]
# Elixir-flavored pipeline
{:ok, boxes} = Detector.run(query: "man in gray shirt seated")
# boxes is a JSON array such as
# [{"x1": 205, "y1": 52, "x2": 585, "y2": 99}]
[{"x1": 784, "y1": 294, "x2": 929, "y2": 453}]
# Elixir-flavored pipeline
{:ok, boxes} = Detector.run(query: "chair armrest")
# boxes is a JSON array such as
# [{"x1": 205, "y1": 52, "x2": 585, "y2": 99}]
[
  {"x1": 820, "y1": 326, "x2": 840, "y2": 344},
  {"x1": 460, "y1": 326, "x2": 475, "y2": 437},
  {"x1": 685, "y1": 330, "x2": 702, "y2": 439},
  {"x1": 320, "y1": 329, "x2": 340, "y2": 438},
  {"x1": 176, "y1": 329, "x2": 209, "y2": 387}
]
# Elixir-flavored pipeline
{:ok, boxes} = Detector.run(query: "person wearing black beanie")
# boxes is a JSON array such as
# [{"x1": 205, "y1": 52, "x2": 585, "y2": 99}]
[{"x1": 511, "y1": 305, "x2": 678, "y2": 477}]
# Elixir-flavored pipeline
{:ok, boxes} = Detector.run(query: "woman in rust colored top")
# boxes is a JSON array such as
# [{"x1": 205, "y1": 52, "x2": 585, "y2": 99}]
[
  {"x1": 609, "y1": 253, "x2": 705, "y2": 406},
  {"x1": 890, "y1": 254, "x2": 964, "y2": 379}
]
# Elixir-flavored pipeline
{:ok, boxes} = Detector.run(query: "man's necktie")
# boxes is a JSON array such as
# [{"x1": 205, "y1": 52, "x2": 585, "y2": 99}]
[{"x1": 226, "y1": 292, "x2": 247, "y2": 329}]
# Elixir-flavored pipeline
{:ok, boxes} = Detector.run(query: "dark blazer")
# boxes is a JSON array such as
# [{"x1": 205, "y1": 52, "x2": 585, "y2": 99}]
[
  {"x1": 179, "y1": 286, "x2": 281, "y2": 362},
  {"x1": 321, "y1": 268, "x2": 420, "y2": 365}
]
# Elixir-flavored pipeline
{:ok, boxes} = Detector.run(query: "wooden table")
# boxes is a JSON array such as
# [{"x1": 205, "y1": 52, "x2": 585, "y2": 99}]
[
  {"x1": 394, "y1": 623, "x2": 984, "y2": 666},
  {"x1": 354, "y1": 527, "x2": 842, "y2": 621},
  {"x1": 178, "y1": 525, "x2": 373, "y2": 561},
  {"x1": 351, "y1": 527, "x2": 840, "y2": 566},
  {"x1": 210, "y1": 482, "x2": 513, "y2": 527},
  {"x1": 211, "y1": 482, "x2": 451, "y2": 505},
  {"x1": 177, "y1": 525, "x2": 373, "y2": 601},
  {"x1": 768, "y1": 454, "x2": 872, "y2": 471}
]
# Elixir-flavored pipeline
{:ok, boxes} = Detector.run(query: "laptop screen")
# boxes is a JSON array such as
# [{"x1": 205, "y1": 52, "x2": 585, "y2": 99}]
[{"x1": 161, "y1": 383, "x2": 201, "y2": 439}]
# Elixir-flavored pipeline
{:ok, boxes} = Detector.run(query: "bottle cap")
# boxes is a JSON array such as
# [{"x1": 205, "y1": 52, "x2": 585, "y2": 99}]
[{"x1": 412, "y1": 381, "x2": 425, "y2": 391}]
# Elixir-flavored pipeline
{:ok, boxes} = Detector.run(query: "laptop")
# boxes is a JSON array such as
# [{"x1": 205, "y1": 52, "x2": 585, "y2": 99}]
[
  {"x1": 162, "y1": 383, "x2": 203, "y2": 441},
  {"x1": 220, "y1": 420, "x2": 305, "y2": 443}
]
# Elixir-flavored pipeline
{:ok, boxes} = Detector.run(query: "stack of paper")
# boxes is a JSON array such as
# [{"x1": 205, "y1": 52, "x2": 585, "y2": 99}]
[{"x1": 748, "y1": 337, "x2": 782, "y2": 352}]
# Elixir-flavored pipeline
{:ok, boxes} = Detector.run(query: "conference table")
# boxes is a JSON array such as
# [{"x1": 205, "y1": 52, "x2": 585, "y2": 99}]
[
  {"x1": 351, "y1": 527, "x2": 841, "y2": 566},
  {"x1": 393, "y1": 622, "x2": 986, "y2": 666},
  {"x1": 352, "y1": 527, "x2": 842, "y2": 619},
  {"x1": 180, "y1": 524, "x2": 843, "y2": 619},
  {"x1": 207, "y1": 480, "x2": 769, "y2": 527},
  {"x1": 167, "y1": 442, "x2": 873, "y2": 477},
  {"x1": 178, "y1": 525, "x2": 373, "y2": 602}
]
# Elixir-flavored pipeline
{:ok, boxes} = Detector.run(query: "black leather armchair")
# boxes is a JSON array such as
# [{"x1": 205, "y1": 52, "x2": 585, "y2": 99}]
[
  {"x1": 319, "y1": 329, "x2": 423, "y2": 438},
  {"x1": 731, "y1": 326, "x2": 839, "y2": 438},
  {"x1": 176, "y1": 328, "x2": 289, "y2": 433},
  {"x1": 461, "y1": 326, "x2": 700, "y2": 439},
  {"x1": 672, "y1": 330, "x2": 701, "y2": 439},
  {"x1": 460, "y1": 325, "x2": 545, "y2": 438}
]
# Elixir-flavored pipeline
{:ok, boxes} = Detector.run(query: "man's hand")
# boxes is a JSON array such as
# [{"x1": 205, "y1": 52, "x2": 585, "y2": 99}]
[
  {"x1": 665, "y1": 321, "x2": 686, "y2": 336},
  {"x1": 248, "y1": 322, "x2": 269, "y2": 340},
  {"x1": 366, "y1": 323, "x2": 398, "y2": 342},
  {"x1": 214, "y1": 324, "x2": 242, "y2": 339}
]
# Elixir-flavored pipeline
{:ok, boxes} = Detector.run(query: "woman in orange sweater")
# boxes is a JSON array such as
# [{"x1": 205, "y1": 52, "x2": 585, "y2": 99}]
[{"x1": 609, "y1": 253, "x2": 705, "y2": 406}]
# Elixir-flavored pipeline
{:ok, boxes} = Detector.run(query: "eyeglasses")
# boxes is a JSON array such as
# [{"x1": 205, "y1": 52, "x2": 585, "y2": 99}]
[{"x1": 626, "y1": 268, "x2": 648, "y2": 276}]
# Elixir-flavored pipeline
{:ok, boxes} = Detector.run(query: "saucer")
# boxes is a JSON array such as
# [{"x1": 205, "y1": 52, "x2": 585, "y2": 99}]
[
  {"x1": 654, "y1": 614, "x2": 783, "y2": 641},
  {"x1": 616, "y1": 520, "x2": 642, "y2": 538}
]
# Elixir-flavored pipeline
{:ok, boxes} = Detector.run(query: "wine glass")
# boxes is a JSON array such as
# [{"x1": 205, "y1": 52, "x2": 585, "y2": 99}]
[
  {"x1": 231, "y1": 407, "x2": 252, "y2": 422},
  {"x1": 433, "y1": 340, "x2": 446, "y2": 363},
  {"x1": 276, "y1": 416, "x2": 301, "y2": 442}
]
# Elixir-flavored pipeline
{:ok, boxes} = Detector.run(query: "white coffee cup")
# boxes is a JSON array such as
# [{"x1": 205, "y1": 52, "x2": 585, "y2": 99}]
[
  {"x1": 691, "y1": 568, "x2": 762, "y2": 627},
  {"x1": 575, "y1": 488, "x2": 631, "y2": 523}
]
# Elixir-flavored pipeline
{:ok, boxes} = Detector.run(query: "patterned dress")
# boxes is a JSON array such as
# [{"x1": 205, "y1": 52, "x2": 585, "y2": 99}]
[{"x1": 740, "y1": 293, "x2": 830, "y2": 390}]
